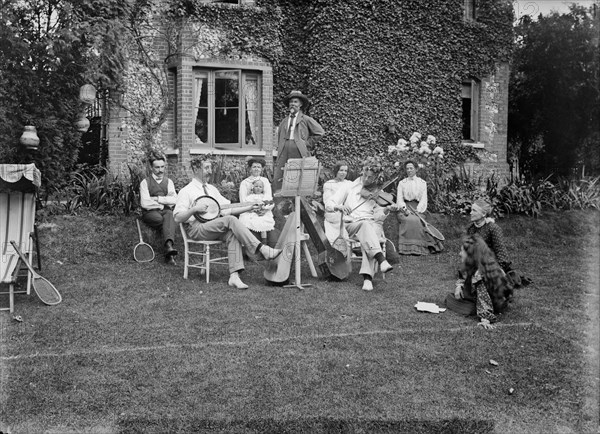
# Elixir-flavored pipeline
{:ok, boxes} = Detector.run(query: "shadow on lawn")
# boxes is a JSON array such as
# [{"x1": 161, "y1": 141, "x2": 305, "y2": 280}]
[{"x1": 118, "y1": 416, "x2": 494, "y2": 434}]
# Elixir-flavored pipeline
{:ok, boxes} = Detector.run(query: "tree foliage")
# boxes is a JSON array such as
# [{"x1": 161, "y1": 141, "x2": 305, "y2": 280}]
[
  {"x1": 0, "y1": 0, "x2": 165, "y2": 190},
  {"x1": 0, "y1": 0, "x2": 133, "y2": 190},
  {"x1": 508, "y1": 5, "x2": 600, "y2": 177}
]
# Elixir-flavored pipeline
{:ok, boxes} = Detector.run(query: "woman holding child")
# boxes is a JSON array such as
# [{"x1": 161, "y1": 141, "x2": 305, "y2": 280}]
[
  {"x1": 466, "y1": 198, "x2": 530, "y2": 287},
  {"x1": 238, "y1": 158, "x2": 276, "y2": 245},
  {"x1": 446, "y1": 234, "x2": 514, "y2": 329}
]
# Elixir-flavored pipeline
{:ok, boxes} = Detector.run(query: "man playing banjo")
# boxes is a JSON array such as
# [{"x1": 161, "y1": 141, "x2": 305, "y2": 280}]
[{"x1": 174, "y1": 156, "x2": 282, "y2": 289}]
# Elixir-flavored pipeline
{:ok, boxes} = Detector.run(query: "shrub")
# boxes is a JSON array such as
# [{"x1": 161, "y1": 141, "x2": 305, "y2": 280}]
[
  {"x1": 210, "y1": 156, "x2": 248, "y2": 203},
  {"x1": 42, "y1": 164, "x2": 139, "y2": 217}
]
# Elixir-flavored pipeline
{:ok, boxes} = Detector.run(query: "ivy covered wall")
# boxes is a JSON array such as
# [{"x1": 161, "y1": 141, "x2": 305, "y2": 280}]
[
  {"x1": 268, "y1": 0, "x2": 513, "y2": 169},
  {"x1": 107, "y1": 0, "x2": 514, "y2": 178}
]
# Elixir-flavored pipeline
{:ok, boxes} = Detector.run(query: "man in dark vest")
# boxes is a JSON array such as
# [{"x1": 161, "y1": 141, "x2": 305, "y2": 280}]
[{"x1": 139, "y1": 150, "x2": 178, "y2": 264}]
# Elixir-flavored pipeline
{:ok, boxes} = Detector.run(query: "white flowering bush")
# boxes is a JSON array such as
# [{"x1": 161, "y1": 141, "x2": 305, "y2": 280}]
[{"x1": 385, "y1": 132, "x2": 444, "y2": 178}]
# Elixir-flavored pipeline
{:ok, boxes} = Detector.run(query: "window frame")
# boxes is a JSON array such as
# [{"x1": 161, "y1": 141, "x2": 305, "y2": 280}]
[
  {"x1": 464, "y1": 0, "x2": 477, "y2": 22},
  {"x1": 192, "y1": 68, "x2": 262, "y2": 152},
  {"x1": 461, "y1": 78, "x2": 480, "y2": 144}
]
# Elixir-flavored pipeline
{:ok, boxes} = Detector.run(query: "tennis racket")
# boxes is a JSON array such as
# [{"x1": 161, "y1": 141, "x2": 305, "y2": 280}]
[
  {"x1": 10, "y1": 241, "x2": 62, "y2": 306},
  {"x1": 407, "y1": 205, "x2": 445, "y2": 241},
  {"x1": 134, "y1": 219, "x2": 155, "y2": 263}
]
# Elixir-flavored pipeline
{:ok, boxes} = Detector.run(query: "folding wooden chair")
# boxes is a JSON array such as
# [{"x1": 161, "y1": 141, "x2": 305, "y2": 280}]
[
  {"x1": 179, "y1": 223, "x2": 228, "y2": 283},
  {"x1": 0, "y1": 164, "x2": 40, "y2": 313}
]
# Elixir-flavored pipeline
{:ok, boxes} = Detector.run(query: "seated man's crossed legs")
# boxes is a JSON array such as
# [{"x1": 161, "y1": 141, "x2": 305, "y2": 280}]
[
  {"x1": 345, "y1": 220, "x2": 393, "y2": 291},
  {"x1": 186, "y1": 215, "x2": 281, "y2": 289},
  {"x1": 141, "y1": 208, "x2": 178, "y2": 264}
]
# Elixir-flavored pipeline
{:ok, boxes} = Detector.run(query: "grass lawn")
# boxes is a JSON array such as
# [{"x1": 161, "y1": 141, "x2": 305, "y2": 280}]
[{"x1": 0, "y1": 210, "x2": 598, "y2": 433}]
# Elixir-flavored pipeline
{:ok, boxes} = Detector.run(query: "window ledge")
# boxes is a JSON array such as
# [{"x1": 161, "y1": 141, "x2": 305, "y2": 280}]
[
  {"x1": 190, "y1": 148, "x2": 270, "y2": 157},
  {"x1": 462, "y1": 141, "x2": 485, "y2": 149}
]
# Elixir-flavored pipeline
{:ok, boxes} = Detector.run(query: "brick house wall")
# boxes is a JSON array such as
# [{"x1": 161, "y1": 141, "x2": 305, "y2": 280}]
[
  {"x1": 106, "y1": 2, "x2": 511, "y2": 185},
  {"x1": 466, "y1": 62, "x2": 511, "y2": 182}
]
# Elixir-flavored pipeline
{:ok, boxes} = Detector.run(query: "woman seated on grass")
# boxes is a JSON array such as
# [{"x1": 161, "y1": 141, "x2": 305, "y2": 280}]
[
  {"x1": 445, "y1": 234, "x2": 514, "y2": 329},
  {"x1": 466, "y1": 198, "x2": 531, "y2": 288}
]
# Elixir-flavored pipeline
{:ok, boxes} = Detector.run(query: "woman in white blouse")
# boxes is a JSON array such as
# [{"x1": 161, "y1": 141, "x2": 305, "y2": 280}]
[
  {"x1": 322, "y1": 161, "x2": 352, "y2": 244},
  {"x1": 395, "y1": 160, "x2": 443, "y2": 255}
]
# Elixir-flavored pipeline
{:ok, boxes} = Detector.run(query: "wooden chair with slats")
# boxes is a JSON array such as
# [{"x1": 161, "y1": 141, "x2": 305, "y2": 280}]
[{"x1": 179, "y1": 223, "x2": 228, "y2": 283}]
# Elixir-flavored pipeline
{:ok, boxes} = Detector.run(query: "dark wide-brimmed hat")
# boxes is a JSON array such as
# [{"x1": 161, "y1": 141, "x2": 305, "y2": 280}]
[
  {"x1": 283, "y1": 90, "x2": 310, "y2": 110},
  {"x1": 246, "y1": 157, "x2": 266, "y2": 168}
]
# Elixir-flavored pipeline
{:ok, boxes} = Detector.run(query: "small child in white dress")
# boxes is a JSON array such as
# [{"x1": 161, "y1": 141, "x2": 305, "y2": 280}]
[{"x1": 239, "y1": 179, "x2": 275, "y2": 235}]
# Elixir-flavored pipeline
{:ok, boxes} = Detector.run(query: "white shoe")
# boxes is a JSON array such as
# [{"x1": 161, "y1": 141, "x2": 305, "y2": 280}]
[
  {"x1": 228, "y1": 273, "x2": 248, "y2": 290},
  {"x1": 362, "y1": 280, "x2": 373, "y2": 291},
  {"x1": 259, "y1": 245, "x2": 282, "y2": 260},
  {"x1": 380, "y1": 261, "x2": 393, "y2": 273}
]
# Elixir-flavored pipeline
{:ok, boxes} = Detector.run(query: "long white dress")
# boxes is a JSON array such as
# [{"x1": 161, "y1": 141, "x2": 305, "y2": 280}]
[
  {"x1": 322, "y1": 179, "x2": 352, "y2": 244},
  {"x1": 238, "y1": 193, "x2": 275, "y2": 232}
]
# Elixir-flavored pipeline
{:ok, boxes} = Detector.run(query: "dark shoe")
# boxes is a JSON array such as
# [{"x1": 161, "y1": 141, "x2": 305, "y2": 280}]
[
  {"x1": 166, "y1": 256, "x2": 176, "y2": 265},
  {"x1": 165, "y1": 241, "x2": 178, "y2": 257}
]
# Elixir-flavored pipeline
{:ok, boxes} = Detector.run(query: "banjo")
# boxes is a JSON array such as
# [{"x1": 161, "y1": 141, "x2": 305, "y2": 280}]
[{"x1": 192, "y1": 195, "x2": 273, "y2": 223}]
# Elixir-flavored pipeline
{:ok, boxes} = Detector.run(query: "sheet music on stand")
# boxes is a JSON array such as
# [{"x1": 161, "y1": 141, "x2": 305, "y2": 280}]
[
  {"x1": 279, "y1": 157, "x2": 321, "y2": 289},
  {"x1": 279, "y1": 157, "x2": 320, "y2": 198}
]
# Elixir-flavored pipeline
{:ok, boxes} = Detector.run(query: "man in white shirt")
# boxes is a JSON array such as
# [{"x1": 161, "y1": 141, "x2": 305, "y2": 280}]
[
  {"x1": 139, "y1": 151, "x2": 178, "y2": 264},
  {"x1": 174, "y1": 156, "x2": 282, "y2": 289},
  {"x1": 325, "y1": 160, "x2": 398, "y2": 291}
]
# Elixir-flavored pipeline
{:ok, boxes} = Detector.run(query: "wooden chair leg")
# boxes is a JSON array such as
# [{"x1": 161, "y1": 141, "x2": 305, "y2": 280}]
[
  {"x1": 205, "y1": 244, "x2": 210, "y2": 283},
  {"x1": 302, "y1": 241, "x2": 318, "y2": 278}
]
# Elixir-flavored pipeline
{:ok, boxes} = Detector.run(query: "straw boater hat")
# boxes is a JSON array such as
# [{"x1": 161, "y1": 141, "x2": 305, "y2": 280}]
[{"x1": 283, "y1": 90, "x2": 310, "y2": 110}]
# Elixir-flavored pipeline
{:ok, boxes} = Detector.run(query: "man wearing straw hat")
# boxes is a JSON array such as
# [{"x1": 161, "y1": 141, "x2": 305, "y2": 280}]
[{"x1": 272, "y1": 90, "x2": 325, "y2": 192}]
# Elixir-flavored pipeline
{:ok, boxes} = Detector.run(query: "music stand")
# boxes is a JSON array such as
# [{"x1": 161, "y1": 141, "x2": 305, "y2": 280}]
[{"x1": 279, "y1": 157, "x2": 320, "y2": 289}]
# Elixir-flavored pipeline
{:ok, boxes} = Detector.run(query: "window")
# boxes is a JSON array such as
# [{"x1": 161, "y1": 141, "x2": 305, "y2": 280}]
[
  {"x1": 462, "y1": 79, "x2": 480, "y2": 142},
  {"x1": 464, "y1": 0, "x2": 477, "y2": 21},
  {"x1": 193, "y1": 69, "x2": 261, "y2": 150}
]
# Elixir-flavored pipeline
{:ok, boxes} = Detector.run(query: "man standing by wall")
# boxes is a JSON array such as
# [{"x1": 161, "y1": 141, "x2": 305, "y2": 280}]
[
  {"x1": 272, "y1": 90, "x2": 325, "y2": 192},
  {"x1": 139, "y1": 150, "x2": 178, "y2": 264}
]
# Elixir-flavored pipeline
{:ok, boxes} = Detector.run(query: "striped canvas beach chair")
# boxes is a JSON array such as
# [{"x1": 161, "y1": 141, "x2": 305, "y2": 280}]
[{"x1": 0, "y1": 164, "x2": 40, "y2": 313}]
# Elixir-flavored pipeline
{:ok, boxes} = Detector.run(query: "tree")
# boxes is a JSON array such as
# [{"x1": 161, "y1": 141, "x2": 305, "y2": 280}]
[
  {"x1": 0, "y1": 0, "x2": 203, "y2": 190},
  {"x1": 508, "y1": 4, "x2": 599, "y2": 178}
]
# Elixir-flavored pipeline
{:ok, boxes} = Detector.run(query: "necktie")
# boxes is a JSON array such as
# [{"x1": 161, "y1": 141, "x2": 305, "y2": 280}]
[
  {"x1": 288, "y1": 114, "x2": 295, "y2": 139},
  {"x1": 202, "y1": 183, "x2": 209, "y2": 196}
]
